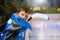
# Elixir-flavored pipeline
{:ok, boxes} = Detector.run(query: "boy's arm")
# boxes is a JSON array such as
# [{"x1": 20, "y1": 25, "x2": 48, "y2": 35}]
[{"x1": 15, "y1": 16, "x2": 32, "y2": 30}]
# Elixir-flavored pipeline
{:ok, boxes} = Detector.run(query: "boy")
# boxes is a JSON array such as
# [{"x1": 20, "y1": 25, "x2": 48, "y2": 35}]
[{"x1": 1, "y1": 7, "x2": 32, "y2": 40}]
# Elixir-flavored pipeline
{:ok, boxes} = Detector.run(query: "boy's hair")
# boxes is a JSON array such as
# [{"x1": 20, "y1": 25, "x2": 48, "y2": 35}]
[{"x1": 16, "y1": 7, "x2": 28, "y2": 13}]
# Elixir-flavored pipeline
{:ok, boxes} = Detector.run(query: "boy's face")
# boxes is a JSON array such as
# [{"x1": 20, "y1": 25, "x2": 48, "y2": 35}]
[{"x1": 18, "y1": 11, "x2": 28, "y2": 20}]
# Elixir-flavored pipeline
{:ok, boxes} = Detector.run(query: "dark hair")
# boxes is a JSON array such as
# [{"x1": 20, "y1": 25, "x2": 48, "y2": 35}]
[{"x1": 16, "y1": 7, "x2": 28, "y2": 13}]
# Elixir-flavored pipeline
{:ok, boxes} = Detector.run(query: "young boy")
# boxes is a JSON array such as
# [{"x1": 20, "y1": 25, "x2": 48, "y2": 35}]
[{"x1": 1, "y1": 7, "x2": 32, "y2": 40}]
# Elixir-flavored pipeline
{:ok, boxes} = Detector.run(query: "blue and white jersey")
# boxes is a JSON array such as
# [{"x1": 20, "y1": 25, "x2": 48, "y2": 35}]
[
  {"x1": 1, "y1": 13, "x2": 32, "y2": 40},
  {"x1": 5, "y1": 13, "x2": 32, "y2": 30}
]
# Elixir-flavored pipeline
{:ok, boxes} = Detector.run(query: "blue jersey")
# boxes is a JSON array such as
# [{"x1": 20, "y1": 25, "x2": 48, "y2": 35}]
[
  {"x1": 1, "y1": 13, "x2": 32, "y2": 40},
  {"x1": 6, "y1": 13, "x2": 32, "y2": 30}
]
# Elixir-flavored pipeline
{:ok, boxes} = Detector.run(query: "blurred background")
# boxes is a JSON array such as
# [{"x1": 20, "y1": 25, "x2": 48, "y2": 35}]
[
  {"x1": 0, "y1": 0, "x2": 60, "y2": 14},
  {"x1": 0, "y1": 0, "x2": 60, "y2": 40}
]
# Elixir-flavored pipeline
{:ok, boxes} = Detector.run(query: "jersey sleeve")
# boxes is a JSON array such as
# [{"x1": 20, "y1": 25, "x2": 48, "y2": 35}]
[{"x1": 14, "y1": 14, "x2": 32, "y2": 30}]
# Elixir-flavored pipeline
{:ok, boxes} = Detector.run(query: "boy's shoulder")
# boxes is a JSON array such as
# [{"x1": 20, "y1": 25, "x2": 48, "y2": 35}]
[
  {"x1": 12, "y1": 13, "x2": 17, "y2": 16},
  {"x1": 11, "y1": 13, "x2": 18, "y2": 17},
  {"x1": 11, "y1": 13, "x2": 22, "y2": 19}
]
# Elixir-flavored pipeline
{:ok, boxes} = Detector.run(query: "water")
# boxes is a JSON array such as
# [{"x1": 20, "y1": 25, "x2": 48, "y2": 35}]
[{"x1": 29, "y1": 20, "x2": 60, "y2": 40}]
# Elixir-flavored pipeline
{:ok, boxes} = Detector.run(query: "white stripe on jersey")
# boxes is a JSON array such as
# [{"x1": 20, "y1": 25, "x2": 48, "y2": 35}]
[{"x1": 7, "y1": 19, "x2": 12, "y2": 24}]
